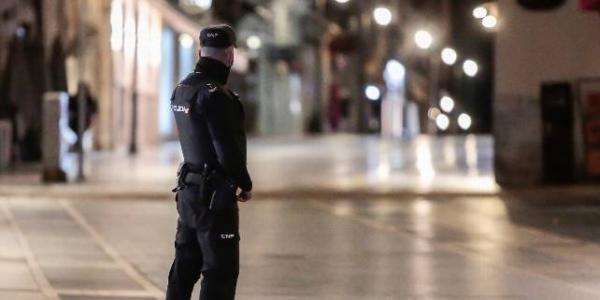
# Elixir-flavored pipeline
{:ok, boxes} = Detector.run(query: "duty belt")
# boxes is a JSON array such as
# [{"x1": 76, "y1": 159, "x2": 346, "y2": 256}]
[
  {"x1": 172, "y1": 162, "x2": 231, "y2": 192},
  {"x1": 183, "y1": 172, "x2": 205, "y2": 185}
]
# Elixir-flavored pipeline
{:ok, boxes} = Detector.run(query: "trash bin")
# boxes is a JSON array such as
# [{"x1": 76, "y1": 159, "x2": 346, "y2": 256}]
[
  {"x1": 0, "y1": 120, "x2": 11, "y2": 170},
  {"x1": 42, "y1": 92, "x2": 70, "y2": 182}
]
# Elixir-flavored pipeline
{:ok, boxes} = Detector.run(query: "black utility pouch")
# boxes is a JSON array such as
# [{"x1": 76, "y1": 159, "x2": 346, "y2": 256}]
[
  {"x1": 176, "y1": 185, "x2": 202, "y2": 228},
  {"x1": 209, "y1": 181, "x2": 237, "y2": 211},
  {"x1": 172, "y1": 163, "x2": 189, "y2": 194},
  {"x1": 196, "y1": 164, "x2": 212, "y2": 202}
]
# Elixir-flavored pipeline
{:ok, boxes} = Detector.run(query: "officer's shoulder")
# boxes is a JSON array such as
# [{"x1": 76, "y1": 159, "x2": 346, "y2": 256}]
[
  {"x1": 197, "y1": 81, "x2": 229, "y2": 112},
  {"x1": 178, "y1": 72, "x2": 203, "y2": 87},
  {"x1": 202, "y1": 82, "x2": 225, "y2": 96},
  {"x1": 202, "y1": 82, "x2": 227, "y2": 99}
]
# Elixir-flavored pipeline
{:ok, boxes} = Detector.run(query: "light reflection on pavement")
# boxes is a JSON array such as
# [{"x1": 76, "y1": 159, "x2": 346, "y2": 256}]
[
  {"x1": 0, "y1": 135, "x2": 498, "y2": 198},
  {"x1": 247, "y1": 135, "x2": 497, "y2": 194}
]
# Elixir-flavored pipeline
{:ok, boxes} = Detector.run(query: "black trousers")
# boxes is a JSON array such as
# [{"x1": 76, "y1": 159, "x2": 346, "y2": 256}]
[{"x1": 167, "y1": 189, "x2": 240, "y2": 300}]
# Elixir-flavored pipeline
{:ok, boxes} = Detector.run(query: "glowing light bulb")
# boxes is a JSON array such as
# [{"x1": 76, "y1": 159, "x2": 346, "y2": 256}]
[
  {"x1": 373, "y1": 7, "x2": 392, "y2": 26},
  {"x1": 458, "y1": 113, "x2": 472, "y2": 130},
  {"x1": 414, "y1": 30, "x2": 433, "y2": 49},
  {"x1": 440, "y1": 96, "x2": 455, "y2": 113},
  {"x1": 463, "y1": 59, "x2": 479, "y2": 77},
  {"x1": 436, "y1": 114, "x2": 450, "y2": 131},
  {"x1": 441, "y1": 48, "x2": 457, "y2": 65},
  {"x1": 473, "y1": 6, "x2": 488, "y2": 19},
  {"x1": 482, "y1": 15, "x2": 497, "y2": 29},
  {"x1": 246, "y1": 35, "x2": 262, "y2": 50},
  {"x1": 365, "y1": 85, "x2": 381, "y2": 101}
]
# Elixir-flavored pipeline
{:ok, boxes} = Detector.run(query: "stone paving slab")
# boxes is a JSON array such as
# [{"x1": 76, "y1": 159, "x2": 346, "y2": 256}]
[
  {"x1": 0, "y1": 259, "x2": 39, "y2": 291},
  {"x1": 44, "y1": 266, "x2": 143, "y2": 291},
  {"x1": 0, "y1": 291, "x2": 46, "y2": 300},
  {"x1": 0, "y1": 222, "x2": 23, "y2": 259},
  {"x1": 60, "y1": 297, "x2": 155, "y2": 300}
]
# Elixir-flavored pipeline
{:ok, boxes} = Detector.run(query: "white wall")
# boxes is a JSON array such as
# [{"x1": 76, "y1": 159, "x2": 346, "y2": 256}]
[
  {"x1": 496, "y1": 0, "x2": 600, "y2": 98},
  {"x1": 494, "y1": 0, "x2": 600, "y2": 186}
]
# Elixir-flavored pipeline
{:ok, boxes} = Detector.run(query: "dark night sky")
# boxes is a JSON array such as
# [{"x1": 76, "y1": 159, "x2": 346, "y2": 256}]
[{"x1": 449, "y1": 0, "x2": 494, "y2": 133}]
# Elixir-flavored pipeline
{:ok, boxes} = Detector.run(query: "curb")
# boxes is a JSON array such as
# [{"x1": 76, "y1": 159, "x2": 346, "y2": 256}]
[
  {"x1": 2, "y1": 184, "x2": 600, "y2": 203},
  {"x1": 0, "y1": 183, "x2": 499, "y2": 200}
]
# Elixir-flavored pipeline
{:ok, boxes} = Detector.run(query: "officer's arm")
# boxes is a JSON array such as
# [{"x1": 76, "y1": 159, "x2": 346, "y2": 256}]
[
  {"x1": 203, "y1": 90, "x2": 251, "y2": 191},
  {"x1": 236, "y1": 103, "x2": 252, "y2": 192},
  {"x1": 239, "y1": 164, "x2": 252, "y2": 192}
]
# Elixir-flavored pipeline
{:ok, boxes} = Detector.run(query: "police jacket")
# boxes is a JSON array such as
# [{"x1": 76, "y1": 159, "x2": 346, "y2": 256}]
[{"x1": 171, "y1": 57, "x2": 252, "y2": 192}]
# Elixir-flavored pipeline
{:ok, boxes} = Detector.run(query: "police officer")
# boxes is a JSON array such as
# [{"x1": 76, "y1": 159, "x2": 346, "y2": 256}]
[{"x1": 167, "y1": 24, "x2": 252, "y2": 300}]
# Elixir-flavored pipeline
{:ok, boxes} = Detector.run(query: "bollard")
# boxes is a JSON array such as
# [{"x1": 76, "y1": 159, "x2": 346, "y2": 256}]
[
  {"x1": 0, "y1": 120, "x2": 11, "y2": 170},
  {"x1": 42, "y1": 92, "x2": 69, "y2": 182}
]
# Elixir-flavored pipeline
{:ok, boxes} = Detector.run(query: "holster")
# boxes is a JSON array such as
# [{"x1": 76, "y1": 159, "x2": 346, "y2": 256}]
[{"x1": 207, "y1": 172, "x2": 237, "y2": 211}]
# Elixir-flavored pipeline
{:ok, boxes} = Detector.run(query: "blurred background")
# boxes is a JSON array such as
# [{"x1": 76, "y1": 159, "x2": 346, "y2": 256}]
[
  {"x1": 1, "y1": 1, "x2": 600, "y2": 299},
  {"x1": 0, "y1": 0, "x2": 599, "y2": 188}
]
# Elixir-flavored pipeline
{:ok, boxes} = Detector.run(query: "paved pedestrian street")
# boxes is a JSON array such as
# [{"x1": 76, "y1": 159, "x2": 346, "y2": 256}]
[
  {"x1": 2, "y1": 194, "x2": 600, "y2": 300},
  {"x1": 0, "y1": 135, "x2": 498, "y2": 199},
  {"x1": 1, "y1": 136, "x2": 599, "y2": 300}
]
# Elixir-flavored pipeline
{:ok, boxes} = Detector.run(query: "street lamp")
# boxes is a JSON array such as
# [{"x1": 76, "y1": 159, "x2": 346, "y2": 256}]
[
  {"x1": 373, "y1": 7, "x2": 392, "y2": 26},
  {"x1": 440, "y1": 96, "x2": 455, "y2": 113},
  {"x1": 435, "y1": 114, "x2": 450, "y2": 131},
  {"x1": 458, "y1": 113, "x2": 472, "y2": 130},
  {"x1": 463, "y1": 59, "x2": 478, "y2": 77},
  {"x1": 414, "y1": 30, "x2": 433, "y2": 50},
  {"x1": 472, "y1": 6, "x2": 488, "y2": 19},
  {"x1": 246, "y1": 35, "x2": 262, "y2": 50},
  {"x1": 365, "y1": 85, "x2": 381, "y2": 101},
  {"x1": 482, "y1": 15, "x2": 497, "y2": 29},
  {"x1": 440, "y1": 47, "x2": 457, "y2": 65},
  {"x1": 190, "y1": 0, "x2": 212, "y2": 10}
]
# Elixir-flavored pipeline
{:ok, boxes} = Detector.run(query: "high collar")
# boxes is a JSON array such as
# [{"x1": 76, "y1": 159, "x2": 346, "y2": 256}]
[{"x1": 194, "y1": 57, "x2": 230, "y2": 85}]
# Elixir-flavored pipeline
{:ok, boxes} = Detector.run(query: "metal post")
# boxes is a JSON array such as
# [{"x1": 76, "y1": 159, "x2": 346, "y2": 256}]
[
  {"x1": 76, "y1": 0, "x2": 87, "y2": 182},
  {"x1": 428, "y1": 53, "x2": 440, "y2": 134},
  {"x1": 129, "y1": 0, "x2": 139, "y2": 155},
  {"x1": 0, "y1": 120, "x2": 12, "y2": 171},
  {"x1": 356, "y1": 0, "x2": 369, "y2": 133},
  {"x1": 313, "y1": 0, "x2": 326, "y2": 133}
]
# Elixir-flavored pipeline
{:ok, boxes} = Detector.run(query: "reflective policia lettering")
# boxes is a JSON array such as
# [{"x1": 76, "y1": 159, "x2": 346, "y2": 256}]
[{"x1": 172, "y1": 104, "x2": 190, "y2": 114}]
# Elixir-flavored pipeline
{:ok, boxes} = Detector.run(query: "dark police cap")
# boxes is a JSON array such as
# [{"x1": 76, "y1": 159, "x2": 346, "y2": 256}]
[{"x1": 199, "y1": 24, "x2": 237, "y2": 48}]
